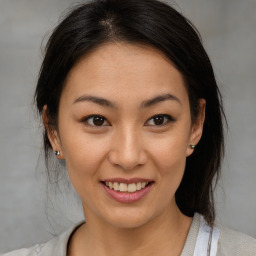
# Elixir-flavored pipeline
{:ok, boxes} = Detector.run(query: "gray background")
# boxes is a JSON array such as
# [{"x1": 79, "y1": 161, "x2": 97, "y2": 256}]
[{"x1": 0, "y1": 0, "x2": 256, "y2": 253}]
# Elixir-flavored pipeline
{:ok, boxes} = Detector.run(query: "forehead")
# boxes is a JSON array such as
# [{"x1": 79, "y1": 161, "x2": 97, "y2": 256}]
[{"x1": 62, "y1": 42, "x2": 188, "y2": 105}]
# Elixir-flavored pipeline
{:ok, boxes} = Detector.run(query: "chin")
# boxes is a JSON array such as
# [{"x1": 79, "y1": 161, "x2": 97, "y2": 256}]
[
  {"x1": 109, "y1": 217, "x2": 151, "y2": 229},
  {"x1": 103, "y1": 207, "x2": 156, "y2": 229}
]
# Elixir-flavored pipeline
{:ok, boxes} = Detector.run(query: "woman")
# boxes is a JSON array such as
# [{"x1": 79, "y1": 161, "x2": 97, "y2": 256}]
[{"x1": 4, "y1": 0, "x2": 256, "y2": 255}]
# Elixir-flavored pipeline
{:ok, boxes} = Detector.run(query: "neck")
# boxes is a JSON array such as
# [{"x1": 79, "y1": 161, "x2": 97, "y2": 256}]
[{"x1": 68, "y1": 205, "x2": 192, "y2": 256}]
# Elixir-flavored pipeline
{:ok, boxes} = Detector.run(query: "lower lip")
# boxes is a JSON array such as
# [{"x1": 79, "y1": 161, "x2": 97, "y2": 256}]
[{"x1": 101, "y1": 183, "x2": 153, "y2": 203}]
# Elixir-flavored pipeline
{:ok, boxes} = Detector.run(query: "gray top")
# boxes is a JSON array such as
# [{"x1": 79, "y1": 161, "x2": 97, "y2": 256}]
[{"x1": 2, "y1": 213, "x2": 256, "y2": 256}]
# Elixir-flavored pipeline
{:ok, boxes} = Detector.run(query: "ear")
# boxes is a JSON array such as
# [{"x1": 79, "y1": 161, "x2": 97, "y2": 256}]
[
  {"x1": 186, "y1": 99, "x2": 206, "y2": 157},
  {"x1": 42, "y1": 105, "x2": 65, "y2": 160}
]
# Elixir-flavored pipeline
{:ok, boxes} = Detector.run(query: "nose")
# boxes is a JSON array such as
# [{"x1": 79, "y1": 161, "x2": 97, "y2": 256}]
[{"x1": 108, "y1": 127, "x2": 147, "y2": 170}]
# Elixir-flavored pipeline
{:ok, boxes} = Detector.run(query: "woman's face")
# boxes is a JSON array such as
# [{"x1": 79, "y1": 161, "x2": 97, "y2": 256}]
[{"x1": 45, "y1": 42, "x2": 205, "y2": 229}]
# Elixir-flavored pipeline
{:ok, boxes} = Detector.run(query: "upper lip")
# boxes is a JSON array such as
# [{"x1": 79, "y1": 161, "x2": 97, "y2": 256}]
[{"x1": 101, "y1": 178, "x2": 154, "y2": 184}]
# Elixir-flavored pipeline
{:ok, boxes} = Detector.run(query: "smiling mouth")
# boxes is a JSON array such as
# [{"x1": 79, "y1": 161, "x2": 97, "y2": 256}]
[{"x1": 102, "y1": 181, "x2": 153, "y2": 193}]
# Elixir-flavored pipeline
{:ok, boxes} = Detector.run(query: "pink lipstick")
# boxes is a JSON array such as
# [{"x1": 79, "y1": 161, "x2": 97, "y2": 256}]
[{"x1": 101, "y1": 178, "x2": 154, "y2": 203}]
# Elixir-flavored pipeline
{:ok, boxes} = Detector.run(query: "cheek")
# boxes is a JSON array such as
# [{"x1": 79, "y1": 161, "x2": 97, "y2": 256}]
[
  {"x1": 58, "y1": 122, "x2": 111, "y2": 191},
  {"x1": 60, "y1": 133, "x2": 112, "y2": 212},
  {"x1": 148, "y1": 129, "x2": 190, "y2": 191},
  {"x1": 63, "y1": 136, "x2": 109, "y2": 174},
  {"x1": 151, "y1": 131, "x2": 189, "y2": 170}
]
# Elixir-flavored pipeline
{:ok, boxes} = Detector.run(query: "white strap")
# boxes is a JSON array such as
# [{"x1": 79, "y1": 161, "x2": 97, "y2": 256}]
[{"x1": 193, "y1": 215, "x2": 220, "y2": 256}]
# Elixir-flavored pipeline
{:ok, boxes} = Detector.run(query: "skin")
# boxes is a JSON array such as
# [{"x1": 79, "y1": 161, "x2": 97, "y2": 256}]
[{"x1": 43, "y1": 42, "x2": 205, "y2": 256}]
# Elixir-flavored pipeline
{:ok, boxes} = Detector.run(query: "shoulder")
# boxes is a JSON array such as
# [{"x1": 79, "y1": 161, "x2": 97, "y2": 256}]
[
  {"x1": 1, "y1": 244, "x2": 46, "y2": 256},
  {"x1": 1, "y1": 222, "x2": 84, "y2": 256},
  {"x1": 1, "y1": 237, "x2": 63, "y2": 256},
  {"x1": 216, "y1": 223, "x2": 256, "y2": 256}
]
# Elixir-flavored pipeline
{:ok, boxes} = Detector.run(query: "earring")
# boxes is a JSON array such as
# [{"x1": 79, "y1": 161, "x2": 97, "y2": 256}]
[
  {"x1": 54, "y1": 150, "x2": 60, "y2": 156},
  {"x1": 190, "y1": 144, "x2": 196, "y2": 149}
]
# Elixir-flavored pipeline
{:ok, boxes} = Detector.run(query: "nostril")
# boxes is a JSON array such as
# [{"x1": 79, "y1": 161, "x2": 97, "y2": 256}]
[{"x1": 108, "y1": 150, "x2": 147, "y2": 170}]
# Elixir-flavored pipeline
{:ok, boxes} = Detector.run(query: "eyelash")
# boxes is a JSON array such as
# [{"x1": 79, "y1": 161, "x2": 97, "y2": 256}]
[{"x1": 81, "y1": 114, "x2": 175, "y2": 128}]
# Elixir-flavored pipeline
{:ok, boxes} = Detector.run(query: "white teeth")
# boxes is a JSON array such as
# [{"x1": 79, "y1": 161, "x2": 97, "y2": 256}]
[
  {"x1": 104, "y1": 181, "x2": 150, "y2": 192},
  {"x1": 136, "y1": 182, "x2": 142, "y2": 190},
  {"x1": 119, "y1": 183, "x2": 128, "y2": 192},
  {"x1": 128, "y1": 183, "x2": 137, "y2": 192},
  {"x1": 113, "y1": 182, "x2": 119, "y2": 191}
]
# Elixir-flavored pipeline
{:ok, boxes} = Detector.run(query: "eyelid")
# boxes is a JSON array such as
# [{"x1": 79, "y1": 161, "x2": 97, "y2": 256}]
[
  {"x1": 144, "y1": 114, "x2": 175, "y2": 126},
  {"x1": 80, "y1": 114, "x2": 175, "y2": 127},
  {"x1": 81, "y1": 115, "x2": 110, "y2": 127}
]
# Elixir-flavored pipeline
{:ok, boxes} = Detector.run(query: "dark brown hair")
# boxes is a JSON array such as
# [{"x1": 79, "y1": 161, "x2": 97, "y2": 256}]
[{"x1": 35, "y1": 0, "x2": 225, "y2": 226}]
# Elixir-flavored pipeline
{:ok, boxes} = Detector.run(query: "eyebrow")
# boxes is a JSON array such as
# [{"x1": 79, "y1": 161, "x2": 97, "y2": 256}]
[
  {"x1": 141, "y1": 93, "x2": 181, "y2": 108},
  {"x1": 73, "y1": 93, "x2": 181, "y2": 108},
  {"x1": 73, "y1": 95, "x2": 117, "y2": 108}
]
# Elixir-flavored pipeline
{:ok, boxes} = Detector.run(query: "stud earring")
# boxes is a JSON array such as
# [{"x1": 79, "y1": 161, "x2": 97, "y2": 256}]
[
  {"x1": 190, "y1": 144, "x2": 196, "y2": 149},
  {"x1": 54, "y1": 150, "x2": 60, "y2": 156}
]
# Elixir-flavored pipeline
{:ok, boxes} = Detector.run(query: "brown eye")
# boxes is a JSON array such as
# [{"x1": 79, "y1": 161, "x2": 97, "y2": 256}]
[
  {"x1": 153, "y1": 116, "x2": 165, "y2": 125},
  {"x1": 84, "y1": 115, "x2": 109, "y2": 127},
  {"x1": 145, "y1": 114, "x2": 174, "y2": 126}
]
